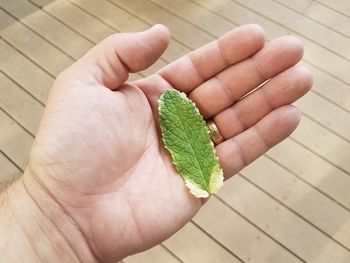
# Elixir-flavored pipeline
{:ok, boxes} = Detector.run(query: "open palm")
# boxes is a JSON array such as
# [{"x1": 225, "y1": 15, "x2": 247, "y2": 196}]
[{"x1": 25, "y1": 25, "x2": 312, "y2": 262}]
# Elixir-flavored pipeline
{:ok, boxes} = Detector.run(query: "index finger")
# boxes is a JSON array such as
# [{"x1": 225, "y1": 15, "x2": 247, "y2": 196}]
[{"x1": 158, "y1": 24, "x2": 266, "y2": 93}]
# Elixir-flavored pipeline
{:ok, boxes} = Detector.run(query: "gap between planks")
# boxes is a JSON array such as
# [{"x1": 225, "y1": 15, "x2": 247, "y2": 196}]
[{"x1": 273, "y1": 0, "x2": 350, "y2": 40}]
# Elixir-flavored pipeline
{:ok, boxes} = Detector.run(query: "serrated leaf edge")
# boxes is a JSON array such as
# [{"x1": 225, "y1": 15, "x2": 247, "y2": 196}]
[{"x1": 158, "y1": 90, "x2": 224, "y2": 198}]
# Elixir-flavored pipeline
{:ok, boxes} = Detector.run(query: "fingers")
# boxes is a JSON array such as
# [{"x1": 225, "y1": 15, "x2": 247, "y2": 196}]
[
  {"x1": 58, "y1": 24, "x2": 170, "y2": 89},
  {"x1": 214, "y1": 65, "x2": 313, "y2": 139},
  {"x1": 189, "y1": 36, "x2": 304, "y2": 118},
  {"x1": 158, "y1": 24, "x2": 265, "y2": 93},
  {"x1": 216, "y1": 106, "x2": 300, "y2": 180}
]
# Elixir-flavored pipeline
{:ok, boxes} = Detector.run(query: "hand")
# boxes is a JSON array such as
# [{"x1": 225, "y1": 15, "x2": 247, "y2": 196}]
[{"x1": 6, "y1": 24, "x2": 312, "y2": 262}]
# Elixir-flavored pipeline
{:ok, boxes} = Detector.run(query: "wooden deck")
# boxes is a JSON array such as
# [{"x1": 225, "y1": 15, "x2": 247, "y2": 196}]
[{"x1": 1, "y1": 0, "x2": 350, "y2": 262}]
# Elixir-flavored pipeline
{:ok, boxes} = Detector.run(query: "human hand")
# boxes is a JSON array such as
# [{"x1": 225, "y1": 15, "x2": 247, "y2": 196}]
[{"x1": 4, "y1": 24, "x2": 312, "y2": 262}]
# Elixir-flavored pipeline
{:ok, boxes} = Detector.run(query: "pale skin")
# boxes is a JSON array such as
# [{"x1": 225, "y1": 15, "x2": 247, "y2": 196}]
[{"x1": 0, "y1": 24, "x2": 312, "y2": 262}]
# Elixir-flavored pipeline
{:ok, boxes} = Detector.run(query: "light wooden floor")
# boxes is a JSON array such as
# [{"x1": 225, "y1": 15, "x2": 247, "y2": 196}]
[{"x1": 1, "y1": 0, "x2": 350, "y2": 262}]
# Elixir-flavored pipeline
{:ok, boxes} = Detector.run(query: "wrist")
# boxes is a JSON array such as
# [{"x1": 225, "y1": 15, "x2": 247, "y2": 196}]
[{"x1": 0, "y1": 170, "x2": 99, "y2": 263}]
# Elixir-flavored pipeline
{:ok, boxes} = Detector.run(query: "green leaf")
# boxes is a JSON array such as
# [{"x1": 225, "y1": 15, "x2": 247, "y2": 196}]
[{"x1": 158, "y1": 90, "x2": 224, "y2": 198}]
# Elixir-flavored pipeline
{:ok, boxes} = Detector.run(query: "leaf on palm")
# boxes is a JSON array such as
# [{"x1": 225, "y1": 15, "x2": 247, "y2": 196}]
[{"x1": 158, "y1": 90, "x2": 224, "y2": 198}]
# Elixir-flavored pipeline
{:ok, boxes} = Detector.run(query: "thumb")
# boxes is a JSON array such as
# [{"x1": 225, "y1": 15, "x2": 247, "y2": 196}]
[{"x1": 59, "y1": 24, "x2": 170, "y2": 89}]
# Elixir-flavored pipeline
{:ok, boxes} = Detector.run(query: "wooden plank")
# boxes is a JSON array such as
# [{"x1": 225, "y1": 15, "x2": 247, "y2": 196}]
[
  {"x1": 190, "y1": 0, "x2": 290, "y2": 40},
  {"x1": 292, "y1": 115, "x2": 350, "y2": 173},
  {"x1": 39, "y1": 0, "x2": 164, "y2": 77},
  {"x1": 0, "y1": 110, "x2": 33, "y2": 169},
  {"x1": 28, "y1": 0, "x2": 56, "y2": 7},
  {"x1": 300, "y1": 34, "x2": 350, "y2": 85},
  {"x1": 306, "y1": 2, "x2": 350, "y2": 38},
  {"x1": 194, "y1": 197, "x2": 301, "y2": 262},
  {"x1": 111, "y1": 0, "x2": 213, "y2": 50},
  {"x1": 241, "y1": 155, "x2": 350, "y2": 249},
  {"x1": 308, "y1": 64, "x2": 350, "y2": 112},
  {"x1": 0, "y1": 18, "x2": 144, "y2": 113},
  {"x1": 43, "y1": 0, "x2": 115, "y2": 43},
  {"x1": 73, "y1": 0, "x2": 186, "y2": 66},
  {"x1": 149, "y1": 0, "x2": 234, "y2": 37},
  {"x1": 0, "y1": 153, "x2": 20, "y2": 183},
  {"x1": 70, "y1": 0, "x2": 147, "y2": 32},
  {"x1": 0, "y1": 12, "x2": 145, "y2": 84},
  {"x1": 24, "y1": 0, "x2": 142, "y2": 82},
  {"x1": 36, "y1": 0, "x2": 170, "y2": 76},
  {"x1": 0, "y1": 0, "x2": 37, "y2": 19},
  {"x1": 0, "y1": 72, "x2": 43, "y2": 134},
  {"x1": 295, "y1": 92, "x2": 350, "y2": 141},
  {"x1": 218, "y1": 176, "x2": 350, "y2": 262},
  {"x1": 2, "y1": 0, "x2": 94, "y2": 60},
  {"x1": 21, "y1": 8, "x2": 94, "y2": 59},
  {"x1": 1, "y1": 22, "x2": 73, "y2": 76},
  {"x1": 0, "y1": 9, "x2": 16, "y2": 31},
  {"x1": 234, "y1": 0, "x2": 350, "y2": 60},
  {"x1": 0, "y1": 39, "x2": 53, "y2": 103},
  {"x1": 163, "y1": 222, "x2": 240, "y2": 262},
  {"x1": 70, "y1": 0, "x2": 189, "y2": 61},
  {"x1": 268, "y1": 138, "x2": 350, "y2": 210},
  {"x1": 1, "y1": 22, "x2": 140, "y2": 92},
  {"x1": 191, "y1": 0, "x2": 350, "y2": 87},
  {"x1": 316, "y1": 0, "x2": 350, "y2": 17},
  {"x1": 274, "y1": 0, "x2": 312, "y2": 13},
  {"x1": 124, "y1": 245, "x2": 180, "y2": 263},
  {"x1": 124, "y1": 223, "x2": 240, "y2": 263}
]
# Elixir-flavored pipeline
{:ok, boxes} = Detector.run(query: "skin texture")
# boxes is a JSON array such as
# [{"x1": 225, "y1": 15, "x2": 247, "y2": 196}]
[{"x1": 1, "y1": 24, "x2": 312, "y2": 262}]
